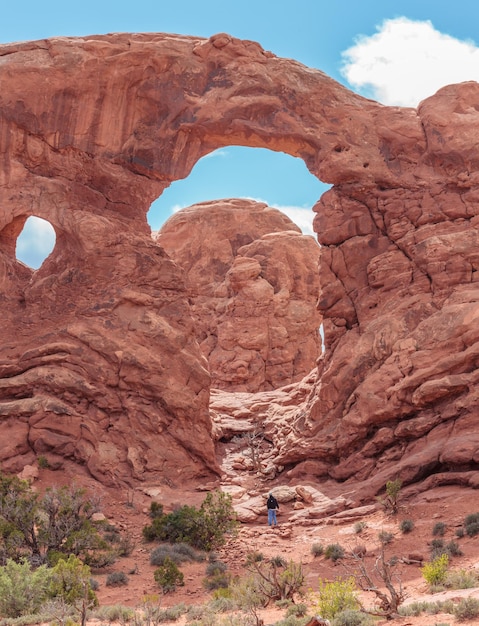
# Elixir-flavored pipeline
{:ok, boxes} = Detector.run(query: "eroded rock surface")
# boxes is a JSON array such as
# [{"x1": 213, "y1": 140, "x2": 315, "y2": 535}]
[
  {"x1": 155, "y1": 199, "x2": 322, "y2": 392},
  {"x1": 0, "y1": 32, "x2": 478, "y2": 493}
]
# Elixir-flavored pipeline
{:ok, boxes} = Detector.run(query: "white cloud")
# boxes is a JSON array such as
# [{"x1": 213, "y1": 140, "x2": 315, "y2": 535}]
[
  {"x1": 270, "y1": 204, "x2": 315, "y2": 236},
  {"x1": 341, "y1": 17, "x2": 479, "y2": 107}
]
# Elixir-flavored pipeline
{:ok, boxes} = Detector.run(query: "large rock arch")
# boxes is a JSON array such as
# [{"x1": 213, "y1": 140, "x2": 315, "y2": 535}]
[{"x1": 0, "y1": 32, "x2": 478, "y2": 491}]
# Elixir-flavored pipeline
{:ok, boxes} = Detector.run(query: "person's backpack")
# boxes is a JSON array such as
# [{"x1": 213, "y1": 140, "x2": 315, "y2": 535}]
[{"x1": 267, "y1": 495, "x2": 277, "y2": 509}]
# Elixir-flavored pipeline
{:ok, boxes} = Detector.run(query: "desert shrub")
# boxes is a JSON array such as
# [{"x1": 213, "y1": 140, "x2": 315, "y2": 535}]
[
  {"x1": 311, "y1": 543, "x2": 324, "y2": 557},
  {"x1": 0, "y1": 472, "x2": 117, "y2": 568},
  {"x1": 37, "y1": 455, "x2": 50, "y2": 469},
  {"x1": 463, "y1": 512, "x2": 479, "y2": 537},
  {"x1": 377, "y1": 478, "x2": 402, "y2": 514},
  {"x1": 93, "y1": 604, "x2": 135, "y2": 622},
  {"x1": 154, "y1": 556, "x2": 184, "y2": 593},
  {"x1": 143, "y1": 491, "x2": 237, "y2": 551},
  {"x1": 332, "y1": 609, "x2": 372, "y2": 625},
  {"x1": 422, "y1": 554, "x2": 449, "y2": 587},
  {"x1": 0, "y1": 558, "x2": 52, "y2": 617},
  {"x1": 432, "y1": 521, "x2": 447, "y2": 537},
  {"x1": 453, "y1": 596, "x2": 479, "y2": 621},
  {"x1": 445, "y1": 568, "x2": 478, "y2": 589},
  {"x1": 274, "y1": 616, "x2": 310, "y2": 626},
  {"x1": 456, "y1": 527, "x2": 465, "y2": 538},
  {"x1": 446, "y1": 540, "x2": 463, "y2": 557},
  {"x1": 324, "y1": 543, "x2": 345, "y2": 562},
  {"x1": 106, "y1": 571, "x2": 129, "y2": 587},
  {"x1": 271, "y1": 555, "x2": 287, "y2": 567},
  {"x1": 286, "y1": 602, "x2": 308, "y2": 617},
  {"x1": 430, "y1": 538, "x2": 447, "y2": 559},
  {"x1": 209, "y1": 593, "x2": 235, "y2": 611},
  {"x1": 313, "y1": 577, "x2": 359, "y2": 620},
  {"x1": 203, "y1": 572, "x2": 230, "y2": 590},
  {"x1": 244, "y1": 557, "x2": 304, "y2": 602},
  {"x1": 399, "y1": 518, "x2": 414, "y2": 533},
  {"x1": 378, "y1": 530, "x2": 394, "y2": 545},
  {"x1": 149, "y1": 501, "x2": 164, "y2": 519},
  {"x1": 206, "y1": 560, "x2": 228, "y2": 577},
  {"x1": 150, "y1": 542, "x2": 204, "y2": 566},
  {"x1": 48, "y1": 554, "x2": 98, "y2": 607},
  {"x1": 354, "y1": 522, "x2": 367, "y2": 534}
]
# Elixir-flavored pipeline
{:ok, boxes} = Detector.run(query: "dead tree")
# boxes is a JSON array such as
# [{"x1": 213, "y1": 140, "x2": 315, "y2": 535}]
[{"x1": 347, "y1": 545, "x2": 406, "y2": 619}]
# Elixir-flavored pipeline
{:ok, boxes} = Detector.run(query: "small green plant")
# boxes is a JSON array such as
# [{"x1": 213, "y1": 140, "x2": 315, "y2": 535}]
[
  {"x1": 399, "y1": 518, "x2": 414, "y2": 533},
  {"x1": 150, "y1": 542, "x2": 204, "y2": 566},
  {"x1": 432, "y1": 521, "x2": 447, "y2": 536},
  {"x1": 332, "y1": 609, "x2": 372, "y2": 625},
  {"x1": 106, "y1": 571, "x2": 129, "y2": 587},
  {"x1": 313, "y1": 577, "x2": 359, "y2": 620},
  {"x1": 422, "y1": 554, "x2": 449, "y2": 588},
  {"x1": 37, "y1": 455, "x2": 50, "y2": 469},
  {"x1": 446, "y1": 540, "x2": 463, "y2": 557},
  {"x1": 445, "y1": 568, "x2": 478, "y2": 589},
  {"x1": 354, "y1": 521, "x2": 367, "y2": 534},
  {"x1": 286, "y1": 602, "x2": 308, "y2": 617},
  {"x1": 154, "y1": 557, "x2": 184, "y2": 593},
  {"x1": 377, "y1": 478, "x2": 402, "y2": 514},
  {"x1": 378, "y1": 530, "x2": 394, "y2": 545},
  {"x1": 324, "y1": 543, "x2": 345, "y2": 562},
  {"x1": 311, "y1": 543, "x2": 324, "y2": 557},
  {"x1": 463, "y1": 512, "x2": 479, "y2": 537},
  {"x1": 452, "y1": 596, "x2": 479, "y2": 620}
]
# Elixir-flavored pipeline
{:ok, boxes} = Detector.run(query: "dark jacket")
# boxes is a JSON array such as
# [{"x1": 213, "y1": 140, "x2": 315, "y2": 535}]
[{"x1": 267, "y1": 495, "x2": 279, "y2": 510}]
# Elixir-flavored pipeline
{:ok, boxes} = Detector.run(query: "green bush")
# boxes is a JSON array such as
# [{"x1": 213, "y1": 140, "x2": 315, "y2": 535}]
[
  {"x1": 93, "y1": 604, "x2": 135, "y2": 622},
  {"x1": 399, "y1": 518, "x2": 414, "y2": 533},
  {"x1": 378, "y1": 530, "x2": 394, "y2": 545},
  {"x1": 203, "y1": 572, "x2": 230, "y2": 590},
  {"x1": 49, "y1": 554, "x2": 98, "y2": 607},
  {"x1": 0, "y1": 472, "x2": 117, "y2": 567},
  {"x1": 332, "y1": 609, "x2": 372, "y2": 625},
  {"x1": 445, "y1": 568, "x2": 478, "y2": 589},
  {"x1": 206, "y1": 560, "x2": 227, "y2": 576},
  {"x1": 324, "y1": 543, "x2": 345, "y2": 562},
  {"x1": 313, "y1": 577, "x2": 359, "y2": 620},
  {"x1": 422, "y1": 554, "x2": 449, "y2": 587},
  {"x1": 311, "y1": 543, "x2": 324, "y2": 557},
  {"x1": 0, "y1": 558, "x2": 52, "y2": 617},
  {"x1": 286, "y1": 602, "x2": 308, "y2": 617},
  {"x1": 143, "y1": 491, "x2": 237, "y2": 551},
  {"x1": 464, "y1": 512, "x2": 479, "y2": 537},
  {"x1": 154, "y1": 557, "x2": 184, "y2": 593},
  {"x1": 432, "y1": 521, "x2": 447, "y2": 537},
  {"x1": 453, "y1": 596, "x2": 479, "y2": 620},
  {"x1": 353, "y1": 522, "x2": 366, "y2": 534},
  {"x1": 150, "y1": 542, "x2": 204, "y2": 566},
  {"x1": 106, "y1": 571, "x2": 129, "y2": 587}
]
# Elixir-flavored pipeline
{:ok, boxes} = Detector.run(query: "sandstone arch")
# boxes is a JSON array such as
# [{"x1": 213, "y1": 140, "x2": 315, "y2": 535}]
[{"x1": 0, "y1": 32, "x2": 478, "y2": 493}]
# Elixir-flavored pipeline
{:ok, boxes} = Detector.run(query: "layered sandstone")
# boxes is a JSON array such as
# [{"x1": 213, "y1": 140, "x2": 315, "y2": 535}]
[
  {"x1": 0, "y1": 32, "x2": 478, "y2": 493},
  {"x1": 155, "y1": 199, "x2": 322, "y2": 392}
]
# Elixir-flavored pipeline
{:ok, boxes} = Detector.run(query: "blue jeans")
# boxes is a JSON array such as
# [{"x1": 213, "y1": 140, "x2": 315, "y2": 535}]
[{"x1": 268, "y1": 509, "x2": 277, "y2": 526}]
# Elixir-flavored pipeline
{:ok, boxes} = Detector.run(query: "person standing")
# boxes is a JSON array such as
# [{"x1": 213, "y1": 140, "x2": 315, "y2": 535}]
[{"x1": 266, "y1": 492, "x2": 279, "y2": 526}]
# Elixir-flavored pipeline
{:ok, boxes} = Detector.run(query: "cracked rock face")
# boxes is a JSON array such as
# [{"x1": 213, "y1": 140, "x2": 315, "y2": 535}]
[
  {"x1": 0, "y1": 32, "x2": 478, "y2": 490},
  {"x1": 155, "y1": 199, "x2": 322, "y2": 392}
]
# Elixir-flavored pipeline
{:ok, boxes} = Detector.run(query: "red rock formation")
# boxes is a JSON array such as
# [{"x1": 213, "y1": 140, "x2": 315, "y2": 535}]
[
  {"x1": 155, "y1": 199, "x2": 322, "y2": 392},
  {"x1": 0, "y1": 32, "x2": 478, "y2": 493}
]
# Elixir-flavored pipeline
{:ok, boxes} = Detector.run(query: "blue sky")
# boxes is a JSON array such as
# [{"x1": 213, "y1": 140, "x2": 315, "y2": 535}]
[{"x1": 5, "y1": 1, "x2": 479, "y2": 267}]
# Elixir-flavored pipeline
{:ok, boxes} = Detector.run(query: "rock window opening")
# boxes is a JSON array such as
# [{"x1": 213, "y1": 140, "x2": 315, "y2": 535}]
[{"x1": 15, "y1": 216, "x2": 56, "y2": 269}]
